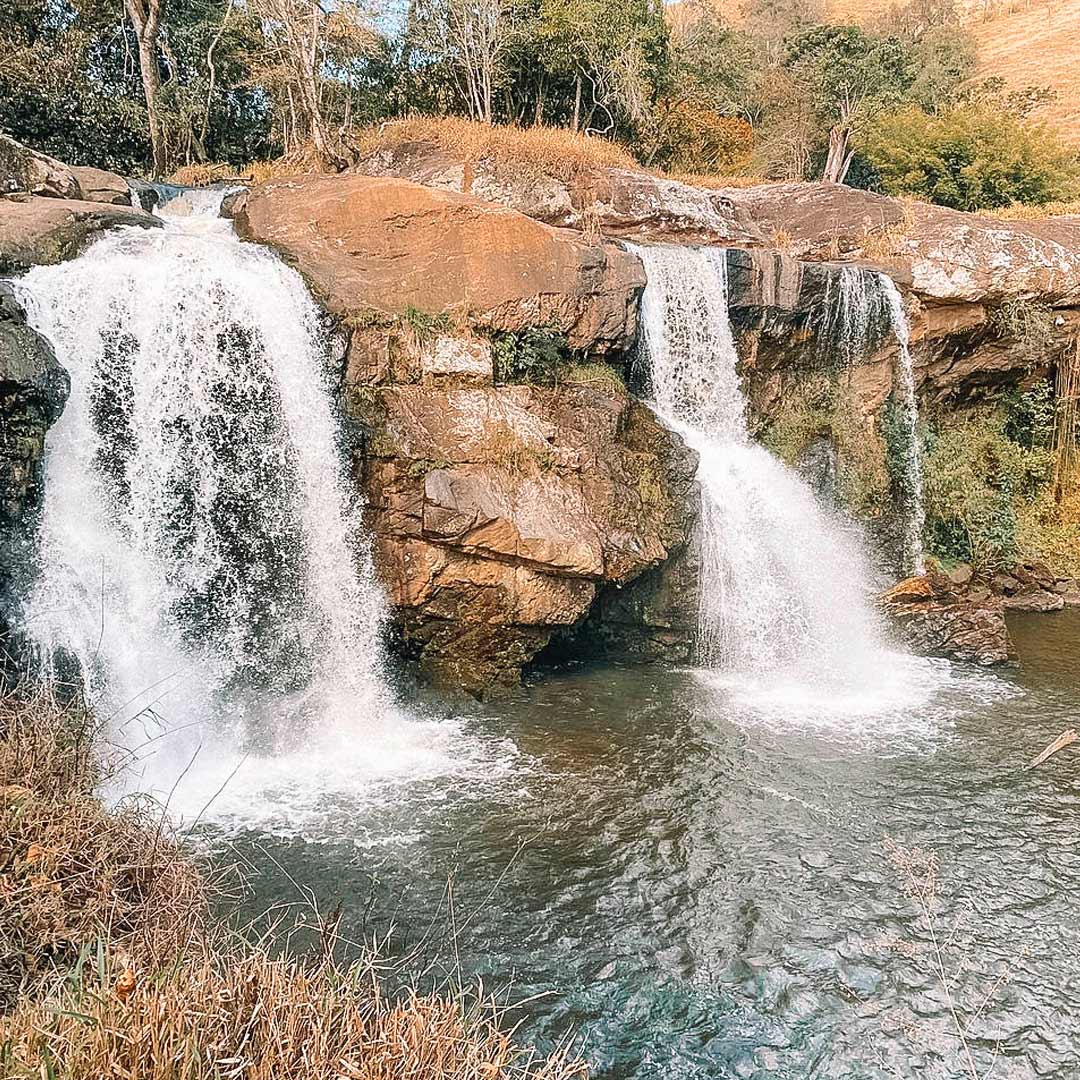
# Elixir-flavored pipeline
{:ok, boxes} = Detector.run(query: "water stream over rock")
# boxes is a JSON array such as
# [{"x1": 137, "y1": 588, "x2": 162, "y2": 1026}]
[
  {"x1": 628, "y1": 244, "x2": 925, "y2": 720},
  {"x1": 10, "y1": 192, "x2": 477, "y2": 806}
]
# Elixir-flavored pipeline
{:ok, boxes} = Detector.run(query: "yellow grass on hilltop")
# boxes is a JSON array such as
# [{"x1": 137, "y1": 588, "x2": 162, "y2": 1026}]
[{"x1": 352, "y1": 116, "x2": 641, "y2": 181}]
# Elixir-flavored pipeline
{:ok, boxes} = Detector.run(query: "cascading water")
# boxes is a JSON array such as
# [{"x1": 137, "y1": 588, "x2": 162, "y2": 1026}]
[
  {"x1": 816, "y1": 265, "x2": 927, "y2": 574},
  {"x1": 629, "y1": 244, "x2": 931, "y2": 721},
  {"x1": 878, "y1": 274, "x2": 926, "y2": 576},
  {"x1": 9, "y1": 190, "x2": 476, "y2": 817}
]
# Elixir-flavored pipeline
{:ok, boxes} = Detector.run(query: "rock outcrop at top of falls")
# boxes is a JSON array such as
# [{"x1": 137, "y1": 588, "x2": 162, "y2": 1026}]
[
  {"x1": 349, "y1": 140, "x2": 1080, "y2": 308},
  {"x1": 232, "y1": 174, "x2": 644, "y2": 355},
  {"x1": 0, "y1": 135, "x2": 155, "y2": 274}
]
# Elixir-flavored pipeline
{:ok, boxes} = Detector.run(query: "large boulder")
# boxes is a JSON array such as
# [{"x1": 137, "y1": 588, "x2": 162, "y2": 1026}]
[
  {"x1": 720, "y1": 181, "x2": 1080, "y2": 306},
  {"x1": 234, "y1": 174, "x2": 646, "y2": 355},
  {"x1": 0, "y1": 284, "x2": 69, "y2": 685},
  {"x1": 0, "y1": 196, "x2": 159, "y2": 274},
  {"x1": 352, "y1": 140, "x2": 765, "y2": 246},
  {"x1": 69, "y1": 165, "x2": 133, "y2": 206},
  {"x1": 0, "y1": 135, "x2": 80, "y2": 199},
  {"x1": 879, "y1": 572, "x2": 1014, "y2": 665},
  {"x1": 352, "y1": 349, "x2": 698, "y2": 693}
]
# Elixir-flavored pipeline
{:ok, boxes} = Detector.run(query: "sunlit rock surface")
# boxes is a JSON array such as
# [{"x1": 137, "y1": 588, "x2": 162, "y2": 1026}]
[
  {"x1": 233, "y1": 173, "x2": 645, "y2": 356},
  {"x1": 352, "y1": 354, "x2": 698, "y2": 693}
]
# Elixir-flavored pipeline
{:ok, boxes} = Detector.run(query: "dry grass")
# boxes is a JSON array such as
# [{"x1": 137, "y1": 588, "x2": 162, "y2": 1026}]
[
  {"x1": 351, "y1": 117, "x2": 640, "y2": 183},
  {"x1": 1, "y1": 949, "x2": 585, "y2": 1080},
  {"x1": 0, "y1": 694, "x2": 586, "y2": 1079},
  {"x1": 0, "y1": 693, "x2": 206, "y2": 1010},
  {"x1": 983, "y1": 198, "x2": 1080, "y2": 221}
]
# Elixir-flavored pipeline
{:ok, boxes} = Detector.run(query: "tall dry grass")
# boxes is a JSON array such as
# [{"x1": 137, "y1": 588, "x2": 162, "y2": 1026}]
[
  {"x1": 351, "y1": 116, "x2": 640, "y2": 182},
  {"x1": 0, "y1": 693, "x2": 585, "y2": 1079}
]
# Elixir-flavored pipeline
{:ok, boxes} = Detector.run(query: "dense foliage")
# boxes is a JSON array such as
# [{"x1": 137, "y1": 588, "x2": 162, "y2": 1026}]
[
  {"x1": 1, "y1": 0, "x2": 1077, "y2": 204},
  {"x1": 861, "y1": 102, "x2": 1080, "y2": 209}
]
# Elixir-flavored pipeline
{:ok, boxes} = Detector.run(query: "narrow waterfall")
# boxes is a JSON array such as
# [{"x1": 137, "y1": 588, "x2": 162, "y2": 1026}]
[
  {"x1": 630, "y1": 244, "x2": 902, "y2": 706},
  {"x1": 13, "y1": 192, "x2": 392, "y2": 780},
  {"x1": 811, "y1": 264, "x2": 928, "y2": 574},
  {"x1": 878, "y1": 275, "x2": 926, "y2": 576}
]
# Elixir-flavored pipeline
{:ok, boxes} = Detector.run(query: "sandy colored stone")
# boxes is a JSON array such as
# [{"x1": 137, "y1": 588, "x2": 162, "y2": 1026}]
[{"x1": 0, "y1": 196, "x2": 159, "y2": 273}]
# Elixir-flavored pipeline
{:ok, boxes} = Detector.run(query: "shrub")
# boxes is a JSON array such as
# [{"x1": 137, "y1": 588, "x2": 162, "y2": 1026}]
[
  {"x1": 921, "y1": 406, "x2": 1054, "y2": 566},
  {"x1": 491, "y1": 328, "x2": 569, "y2": 385},
  {"x1": 861, "y1": 104, "x2": 1080, "y2": 210}
]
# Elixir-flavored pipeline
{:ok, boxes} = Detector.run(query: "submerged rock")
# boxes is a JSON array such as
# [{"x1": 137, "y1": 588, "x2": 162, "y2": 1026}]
[{"x1": 879, "y1": 572, "x2": 1014, "y2": 665}]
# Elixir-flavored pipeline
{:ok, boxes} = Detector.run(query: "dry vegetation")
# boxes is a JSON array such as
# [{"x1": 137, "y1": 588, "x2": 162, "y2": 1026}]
[
  {"x1": 0, "y1": 694, "x2": 585, "y2": 1080},
  {"x1": 351, "y1": 117, "x2": 641, "y2": 182}
]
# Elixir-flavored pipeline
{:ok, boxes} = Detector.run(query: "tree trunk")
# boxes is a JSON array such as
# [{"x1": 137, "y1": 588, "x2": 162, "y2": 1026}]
[
  {"x1": 822, "y1": 124, "x2": 851, "y2": 184},
  {"x1": 126, "y1": 0, "x2": 167, "y2": 177},
  {"x1": 572, "y1": 73, "x2": 582, "y2": 132}
]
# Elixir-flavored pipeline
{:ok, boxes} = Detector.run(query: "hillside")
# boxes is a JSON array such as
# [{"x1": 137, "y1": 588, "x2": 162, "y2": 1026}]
[{"x1": 671, "y1": 0, "x2": 1080, "y2": 146}]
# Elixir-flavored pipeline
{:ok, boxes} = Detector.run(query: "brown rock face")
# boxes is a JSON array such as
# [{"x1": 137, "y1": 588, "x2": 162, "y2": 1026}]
[
  {"x1": 0, "y1": 135, "x2": 80, "y2": 199},
  {"x1": 354, "y1": 365, "x2": 698, "y2": 694},
  {"x1": 880, "y1": 572, "x2": 1014, "y2": 665},
  {"x1": 234, "y1": 174, "x2": 645, "y2": 355},
  {"x1": 69, "y1": 166, "x2": 132, "y2": 206},
  {"x1": 0, "y1": 196, "x2": 159, "y2": 274}
]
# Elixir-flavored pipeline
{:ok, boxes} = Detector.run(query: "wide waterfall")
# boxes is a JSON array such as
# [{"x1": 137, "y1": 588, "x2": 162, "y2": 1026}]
[
  {"x1": 630, "y1": 244, "x2": 925, "y2": 719},
  {"x1": 12, "y1": 192, "x2": 403, "y2": 804}
]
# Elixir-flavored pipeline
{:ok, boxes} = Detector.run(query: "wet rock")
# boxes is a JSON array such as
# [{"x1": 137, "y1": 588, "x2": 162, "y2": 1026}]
[
  {"x1": 0, "y1": 284, "x2": 70, "y2": 684},
  {"x1": 0, "y1": 196, "x2": 159, "y2": 274},
  {"x1": 879, "y1": 572, "x2": 1014, "y2": 665},
  {"x1": 354, "y1": 375, "x2": 698, "y2": 693},
  {"x1": 1002, "y1": 586, "x2": 1065, "y2": 613},
  {"x1": 235, "y1": 174, "x2": 645, "y2": 356}
]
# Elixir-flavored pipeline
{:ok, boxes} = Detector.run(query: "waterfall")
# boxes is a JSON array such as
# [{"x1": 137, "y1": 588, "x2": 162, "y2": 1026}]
[
  {"x1": 630, "y1": 243, "x2": 915, "y2": 712},
  {"x1": 12, "y1": 190, "x2": 394, "y2": 789},
  {"x1": 815, "y1": 265, "x2": 926, "y2": 575},
  {"x1": 878, "y1": 275, "x2": 926, "y2": 576}
]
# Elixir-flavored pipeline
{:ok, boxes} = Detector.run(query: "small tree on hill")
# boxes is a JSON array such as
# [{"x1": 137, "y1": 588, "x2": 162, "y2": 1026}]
[{"x1": 784, "y1": 24, "x2": 915, "y2": 183}]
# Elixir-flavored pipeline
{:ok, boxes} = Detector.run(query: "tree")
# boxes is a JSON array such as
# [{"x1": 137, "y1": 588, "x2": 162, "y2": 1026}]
[
  {"x1": 861, "y1": 103, "x2": 1080, "y2": 210},
  {"x1": 124, "y1": 0, "x2": 168, "y2": 176},
  {"x1": 246, "y1": 0, "x2": 377, "y2": 164},
  {"x1": 784, "y1": 24, "x2": 915, "y2": 183}
]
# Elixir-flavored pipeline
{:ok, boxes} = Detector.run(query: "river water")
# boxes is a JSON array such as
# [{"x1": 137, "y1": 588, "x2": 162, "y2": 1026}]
[{"x1": 204, "y1": 610, "x2": 1080, "y2": 1080}]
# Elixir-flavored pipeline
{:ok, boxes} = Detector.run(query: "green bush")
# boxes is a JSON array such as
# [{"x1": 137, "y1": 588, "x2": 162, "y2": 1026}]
[
  {"x1": 491, "y1": 328, "x2": 570, "y2": 384},
  {"x1": 921, "y1": 404, "x2": 1055, "y2": 566},
  {"x1": 861, "y1": 104, "x2": 1080, "y2": 210}
]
